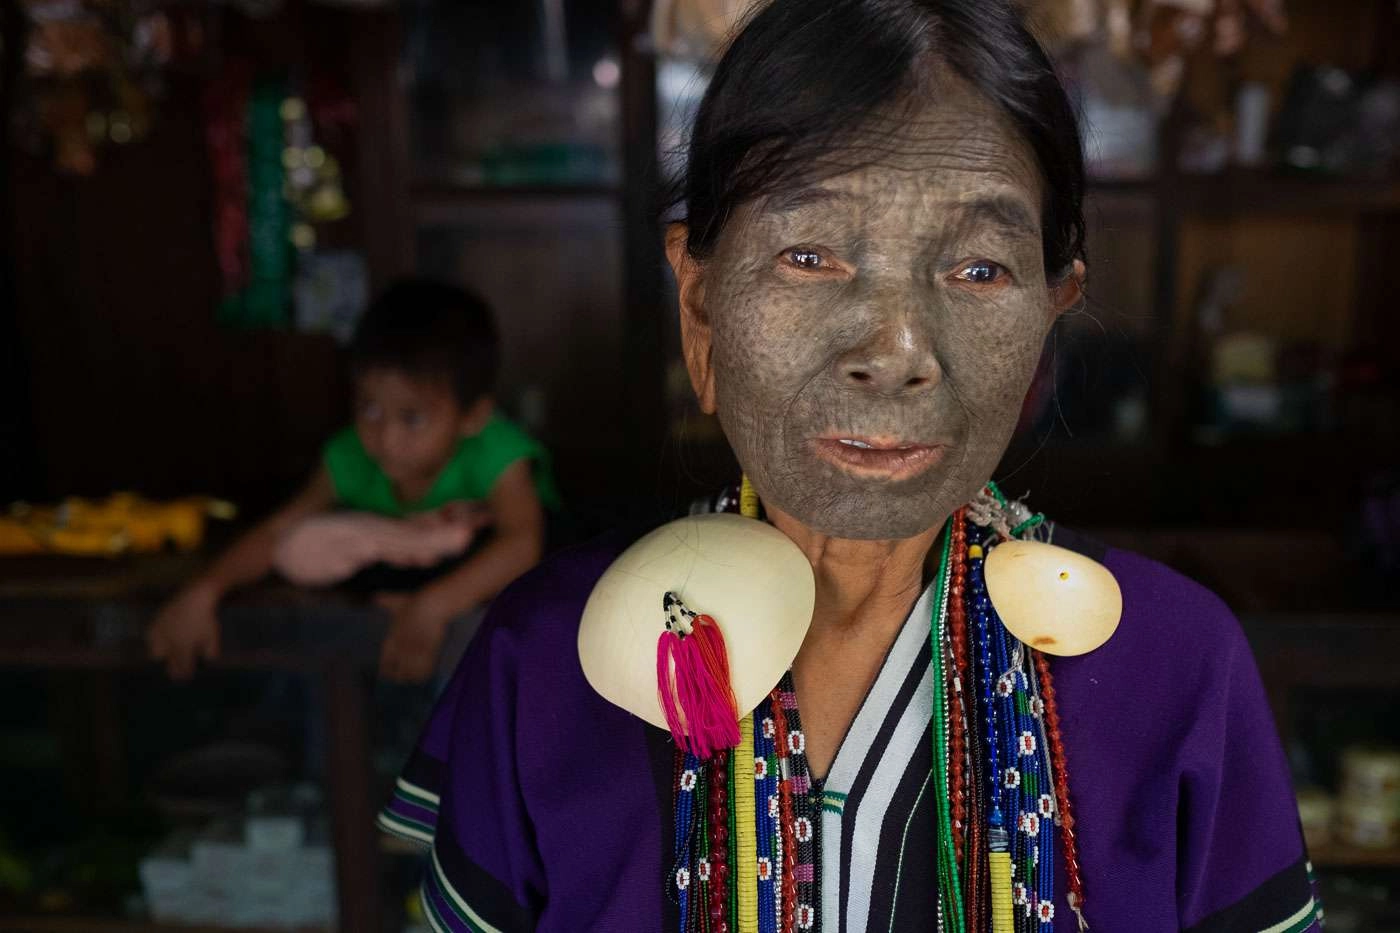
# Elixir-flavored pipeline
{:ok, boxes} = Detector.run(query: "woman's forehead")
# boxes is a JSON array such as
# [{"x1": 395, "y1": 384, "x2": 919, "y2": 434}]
[
  {"x1": 753, "y1": 82, "x2": 1043, "y2": 226},
  {"x1": 760, "y1": 165, "x2": 1041, "y2": 227}
]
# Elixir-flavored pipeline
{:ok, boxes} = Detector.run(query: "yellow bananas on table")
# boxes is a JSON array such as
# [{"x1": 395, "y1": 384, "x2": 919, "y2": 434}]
[{"x1": 0, "y1": 494, "x2": 237, "y2": 557}]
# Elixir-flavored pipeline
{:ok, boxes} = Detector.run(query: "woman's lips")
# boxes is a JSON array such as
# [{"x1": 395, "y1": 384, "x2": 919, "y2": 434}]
[{"x1": 811, "y1": 436, "x2": 947, "y2": 481}]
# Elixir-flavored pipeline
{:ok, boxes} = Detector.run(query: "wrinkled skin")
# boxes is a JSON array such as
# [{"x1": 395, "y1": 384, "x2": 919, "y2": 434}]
[{"x1": 672, "y1": 74, "x2": 1081, "y2": 539}]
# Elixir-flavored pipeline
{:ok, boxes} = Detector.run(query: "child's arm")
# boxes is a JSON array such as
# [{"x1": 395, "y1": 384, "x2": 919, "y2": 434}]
[
  {"x1": 272, "y1": 509, "x2": 487, "y2": 587},
  {"x1": 147, "y1": 467, "x2": 336, "y2": 679},
  {"x1": 377, "y1": 460, "x2": 545, "y2": 683}
]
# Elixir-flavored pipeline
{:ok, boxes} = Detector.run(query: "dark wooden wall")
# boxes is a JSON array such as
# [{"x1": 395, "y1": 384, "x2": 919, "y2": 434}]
[
  {"x1": 1, "y1": 7, "x2": 406, "y2": 512},
  {"x1": 7, "y1": 82, "x2": 349, "y2": 510},
  {"x1": 2, "y1": 5, "x2": 658, "y2": 518}
]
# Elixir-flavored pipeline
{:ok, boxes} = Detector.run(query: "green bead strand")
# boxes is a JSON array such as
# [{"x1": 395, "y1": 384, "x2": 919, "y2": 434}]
[{"x1": 929, "y1": 520, "x2": 966, "y2": 933}]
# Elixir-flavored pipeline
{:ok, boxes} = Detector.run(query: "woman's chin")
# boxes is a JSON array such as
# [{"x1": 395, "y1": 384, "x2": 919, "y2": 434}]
[{"x1": 761, "y1": 473, "x2": 955, "y2": 541}]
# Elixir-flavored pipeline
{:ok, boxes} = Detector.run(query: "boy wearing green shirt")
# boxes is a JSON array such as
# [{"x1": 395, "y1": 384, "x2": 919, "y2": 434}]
[{"x1": 149, "y1": 279, "x2": 556, "y2": 683}]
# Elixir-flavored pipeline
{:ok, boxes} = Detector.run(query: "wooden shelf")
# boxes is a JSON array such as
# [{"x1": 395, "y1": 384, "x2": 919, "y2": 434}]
[
  {"x1": 0, "y1": 917, "x2": 326, "y2": 933},
  {"x1": 1086, "y1": 176, "x2": 1156, "y2": 194},
  {"x1": 412, "y1": 180, "x2": 621, "y2": 203},
  {"x1": 412, "y1": 181, "x2": 625, "y2": 228},
  {"x1": 1087, "y1": 171, "x2": 1400, "y2": 215},
  {"x1": 1309, "y1": 843, "x2": 1400, "y2": 869},
  {"x1": 1180, "y1": 171, "x2": 1400, "y2": 215}
]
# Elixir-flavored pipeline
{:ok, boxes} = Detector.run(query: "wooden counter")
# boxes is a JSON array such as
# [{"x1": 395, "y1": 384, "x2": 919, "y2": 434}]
[{"x1": 0, "y1": 553, "x2": 388, "y2": 933}]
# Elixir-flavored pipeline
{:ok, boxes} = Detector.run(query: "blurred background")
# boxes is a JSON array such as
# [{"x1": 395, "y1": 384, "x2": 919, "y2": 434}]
[{"x1": 0, "y1": 0, "x2": 1397, "y2": 930}]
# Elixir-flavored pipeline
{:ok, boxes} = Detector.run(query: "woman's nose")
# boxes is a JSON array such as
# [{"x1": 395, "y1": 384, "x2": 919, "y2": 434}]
[{"x1": 835, "y1": 317, "x2": 941, "y2": 395}]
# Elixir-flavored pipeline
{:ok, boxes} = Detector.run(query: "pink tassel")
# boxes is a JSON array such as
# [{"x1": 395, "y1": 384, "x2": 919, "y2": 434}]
[{"x1": 657, "y1": 610, "x2": 740, "y2": 759}]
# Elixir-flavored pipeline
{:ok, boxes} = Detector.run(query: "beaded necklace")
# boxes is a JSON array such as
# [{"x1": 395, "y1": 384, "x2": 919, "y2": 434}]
[
  {"x1": 668, "y1": 483, "x2": 1087, "y2": 933},
  {"x1": 931, "y1": 526, "x2": 966, "y2": 933}
]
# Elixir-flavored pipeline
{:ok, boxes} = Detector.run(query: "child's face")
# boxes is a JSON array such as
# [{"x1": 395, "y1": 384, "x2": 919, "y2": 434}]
[{"x1": 353, "y1": 369, "x2": 482, "y2": 491}]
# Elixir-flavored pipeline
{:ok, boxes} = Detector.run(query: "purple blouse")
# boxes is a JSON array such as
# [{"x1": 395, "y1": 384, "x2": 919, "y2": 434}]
[{"x1": 379, "y1": 526, "x2": 1321, "y2": 933}]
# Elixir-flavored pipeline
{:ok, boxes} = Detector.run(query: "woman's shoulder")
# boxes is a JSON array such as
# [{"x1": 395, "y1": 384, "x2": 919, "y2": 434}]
[
  {"x1": 1047, "y1": 526, "x2": 1274, "y2": 771},
  {"x1": 466, "y1": 531, "x2": 637, "y2": 694},
  {"x1": 484, "y1": 535, "x2": 620, "y2": 630},
  {"x1": 1052, "y1": 524, "x2": 1249, "y2": 661},
  {"x1": 1046, "y1": 524, "x2": 1260, "y2": 726},
  {"x1": 1046, "y1": 527, "x2": 1316, "y2": 933}
]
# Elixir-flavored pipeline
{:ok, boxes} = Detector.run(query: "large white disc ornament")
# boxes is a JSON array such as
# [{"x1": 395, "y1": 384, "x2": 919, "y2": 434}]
[
  {"x1": 579, "y1": 513, "x2": 815, "y2": 731},
  {"x1": 983, "y1": 539, "x2": 1122, "y2": 656}
]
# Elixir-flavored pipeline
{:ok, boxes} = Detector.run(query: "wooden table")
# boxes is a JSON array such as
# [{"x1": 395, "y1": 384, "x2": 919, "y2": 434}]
[{"x1": 0, "y1": 553, "x2": 389, "y2": 933}]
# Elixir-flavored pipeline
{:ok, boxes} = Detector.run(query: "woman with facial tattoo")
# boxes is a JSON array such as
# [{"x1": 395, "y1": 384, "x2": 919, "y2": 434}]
[{"x1": 378, "y1": 2, "x2": 1321, "y2": 931}]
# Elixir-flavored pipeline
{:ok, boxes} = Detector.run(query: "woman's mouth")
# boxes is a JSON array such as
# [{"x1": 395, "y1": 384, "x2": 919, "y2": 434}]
[{"x1": 811, "y1": 436, "x2": 947, "y2": 481}]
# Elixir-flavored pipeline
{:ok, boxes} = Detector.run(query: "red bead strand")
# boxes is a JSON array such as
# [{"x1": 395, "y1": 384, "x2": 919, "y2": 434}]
[
  {"x1": 770, "y1": 689, "x2": 798, "y2": 933},
  {"x1": 1033, "y1": 649, "x2": 1087, "y2": 921},
  {"x1": 964, "y1": 731, "x2": 988, "y2": 932},
  {"x1": 707, "y1": 750, "x2": 731, "y2": 933},
  {"x1": 947, "y1": 510, "x2": 970, "y2": 866}
]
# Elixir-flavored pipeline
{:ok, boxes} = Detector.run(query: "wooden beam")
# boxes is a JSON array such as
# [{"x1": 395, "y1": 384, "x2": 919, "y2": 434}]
[
  {"x1": 0, "y1": 0, "x2": 36, "y2": 500},
  {"x1": 350, "y1": 9, "x2": 414, "y2": 292},
  {"x1": 618, "y1": 0, "x2": 668, "y2": 492}
]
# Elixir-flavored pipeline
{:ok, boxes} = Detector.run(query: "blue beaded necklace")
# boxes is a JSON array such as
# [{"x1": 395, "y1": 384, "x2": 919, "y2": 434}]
[
  {"x1": 965, "y1": 513, "x2": 1060, "y2": 931},
  {"x1": 669, "y1": 484, "x2": 1084, "y2": 933}
]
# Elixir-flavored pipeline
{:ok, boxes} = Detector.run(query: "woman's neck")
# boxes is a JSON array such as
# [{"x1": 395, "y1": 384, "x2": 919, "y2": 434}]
[
  {"x1": 768, "y1": 503, "x2": 944, "y2": 779},
  {"x1": 768, "y1": 505, "x2": 941, "y2": 638}
]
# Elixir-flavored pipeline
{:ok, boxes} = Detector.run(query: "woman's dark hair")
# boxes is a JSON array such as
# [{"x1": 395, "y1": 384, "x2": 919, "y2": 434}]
[
  {"x1": 672, "y1": 0, "x2": 1086, "y2": 278},
  {"x1": 349, "y1": 278, "x2": 500, "y2": 408}
]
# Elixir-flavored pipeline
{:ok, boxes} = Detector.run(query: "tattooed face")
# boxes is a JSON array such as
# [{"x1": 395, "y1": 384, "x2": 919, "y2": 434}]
[{"x1": 674, "y1": 75, "x2": 1068, "y2": 539}]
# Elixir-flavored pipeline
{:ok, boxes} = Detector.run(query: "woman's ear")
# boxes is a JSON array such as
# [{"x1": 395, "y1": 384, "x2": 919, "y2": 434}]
[
  {"x1": 1051, "y1": 258, "x2": 1087, "y2": 319},
  {"x1": 666, "y1": 223, "x2": 717, "y2": 414}
]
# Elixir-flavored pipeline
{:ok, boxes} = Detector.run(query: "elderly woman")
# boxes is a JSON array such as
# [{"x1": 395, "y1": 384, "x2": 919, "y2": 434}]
[{"x1": 378, "y1": 1, "x2": 1318, "y2": 931}]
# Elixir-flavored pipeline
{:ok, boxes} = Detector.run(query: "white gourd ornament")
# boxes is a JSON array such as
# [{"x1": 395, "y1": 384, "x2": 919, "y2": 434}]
[
  {"x1": 983, "y1": 539, "x2": 1121, "y2": 656},
  {"x1": 578, "y1": 513, "x2": 814, "y2": 753}
]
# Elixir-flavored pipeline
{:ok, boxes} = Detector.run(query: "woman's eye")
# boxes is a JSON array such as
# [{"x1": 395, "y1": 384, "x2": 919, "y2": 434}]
[
  {"x1": 955, "y1": 260, "x2": 1008, "y2": 285},
  {"x1": 359, "y1": 402, "x2": 382, "y2": 422},
  {"x1": 402, "y1": 411, "x2": 425, "y2": 429},
  {"x1": 784, "y1": 248, "x2": 825, "y2": 269}
]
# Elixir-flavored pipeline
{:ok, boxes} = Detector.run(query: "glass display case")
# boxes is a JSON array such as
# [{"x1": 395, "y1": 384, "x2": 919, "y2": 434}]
[{"x1": 407, "y1": 0, "x2": 622, "y2": 188}]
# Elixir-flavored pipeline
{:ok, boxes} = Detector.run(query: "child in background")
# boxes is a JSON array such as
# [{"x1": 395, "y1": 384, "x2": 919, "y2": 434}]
[{"x1": 148, "y1": 279, "x2": 556, "y2": 683}]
